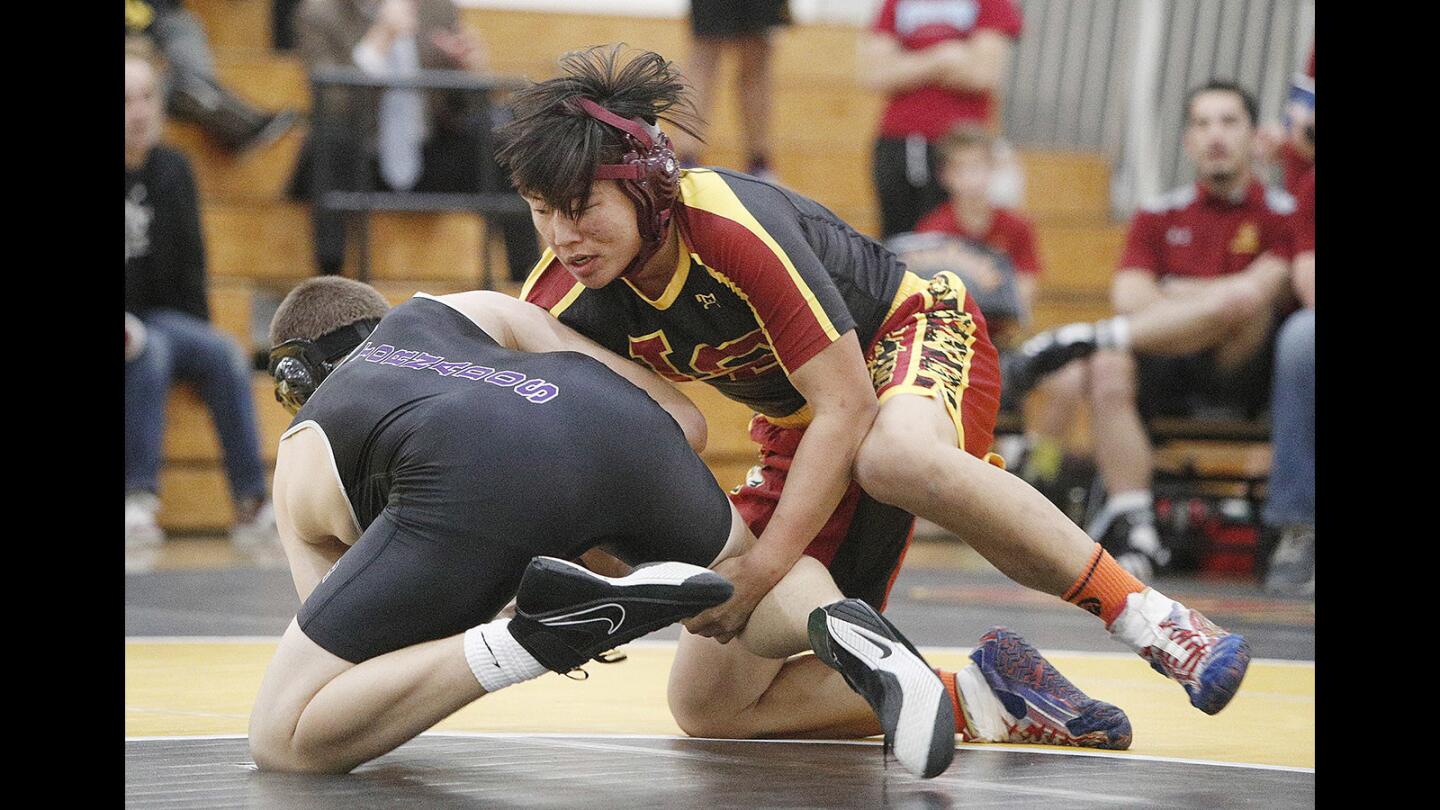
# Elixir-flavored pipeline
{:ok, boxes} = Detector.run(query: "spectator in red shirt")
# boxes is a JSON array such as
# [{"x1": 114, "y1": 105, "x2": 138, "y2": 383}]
[
  {"x1": 1257, "y1": 43, "x2": 1314, "y2": 197},
  {"x1": 859, "y1": 0, "x2": 1023, "y2": 238},
  {"x1": 915, "y1": 126, "x2": 1040, "y2": 330},
  {"x1": 914, "y1": 126, "x2": 1079, "y2": 494},
  {"x1": 1003, "y1": 80, "x2": 1297, "y2": 578}
]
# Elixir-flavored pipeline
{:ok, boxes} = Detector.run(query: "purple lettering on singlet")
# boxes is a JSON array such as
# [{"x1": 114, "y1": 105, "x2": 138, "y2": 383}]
[
  {"x1": 429, "y1": 360, "x2": 470, "y2": 376},
  {"x1": 454, "y1": 365, "x2": 496, "y2": 381},
  {"x1": 365, "y1": 344, "x2": 396, "y2": 363},
  {"x1": 353, "y1": 336, "x2": 557, "y2": 403},
  {"x1": 515, "y1": 378, "x2": 560, "y2": 403},
  {"x1": 401, "y1": 352, "x2": 443, "y2": 369},
  {"x1": 379, "y1": 349, "x2": 419, "y2": 366}
]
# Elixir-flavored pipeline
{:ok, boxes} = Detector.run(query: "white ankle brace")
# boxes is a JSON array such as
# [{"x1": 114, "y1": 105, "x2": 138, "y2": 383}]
[
  {"x1": 1108, "y1": 587, "x2": 1178, "y2": 652},
  {"x1": 464, "y1": 619, "x2": 547, "y2": 693}
]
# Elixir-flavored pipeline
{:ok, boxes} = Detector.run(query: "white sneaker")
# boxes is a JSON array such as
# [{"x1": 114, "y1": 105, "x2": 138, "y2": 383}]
[
  {"x1": 125, "y1": 492, "x2": 164, "y2": 573},
  {"x1": 231, "y1": 499, "x2": 285, "y2": 566}
]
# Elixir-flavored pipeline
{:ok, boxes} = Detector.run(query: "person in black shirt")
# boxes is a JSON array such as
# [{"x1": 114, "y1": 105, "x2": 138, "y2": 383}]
[{"x1": 124, "y1": 47, "x2": 279, "y2": 567}]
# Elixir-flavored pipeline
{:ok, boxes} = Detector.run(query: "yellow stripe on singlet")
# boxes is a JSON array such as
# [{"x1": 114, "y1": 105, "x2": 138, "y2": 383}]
[
  {"x1": 679, "y1": 170, "x2": 843, "y2": 343},
  {"x1": 518, "y1": 247, "x2": 557, "y2": 300},
  {"x1": 623, "y1": 238, "x2": 694, "y2": 310}
]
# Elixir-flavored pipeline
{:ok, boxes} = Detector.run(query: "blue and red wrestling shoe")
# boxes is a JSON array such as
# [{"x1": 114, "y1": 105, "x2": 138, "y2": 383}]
[{"x1": 968, "y1": 627, "x2": 1133, "y2": 749}]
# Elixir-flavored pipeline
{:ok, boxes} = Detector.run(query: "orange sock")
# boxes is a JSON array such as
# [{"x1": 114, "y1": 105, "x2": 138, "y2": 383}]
[
  {"x1": 1063, "y1": 543, "x2": 1146, "y2": 627},
  {"x1": 936, "y1": 668, "x2": 970, "y2": 738}
]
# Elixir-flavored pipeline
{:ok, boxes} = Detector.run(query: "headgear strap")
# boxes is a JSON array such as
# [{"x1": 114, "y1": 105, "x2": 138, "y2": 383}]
[
  {"x1": 576, "y1": 97, "x2": 656, "y2": 152},
  {"x1": 573, "y1": 97, "x2": 680, "y2": 277},
  {"x1": 268, "y1": 318, "x2": 381, "y2": 414}
]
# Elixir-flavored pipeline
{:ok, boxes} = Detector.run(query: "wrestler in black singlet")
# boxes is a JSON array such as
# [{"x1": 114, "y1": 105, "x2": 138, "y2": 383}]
[{"x1": 290, "y1": 294, "x2": 732, "y2": 663}]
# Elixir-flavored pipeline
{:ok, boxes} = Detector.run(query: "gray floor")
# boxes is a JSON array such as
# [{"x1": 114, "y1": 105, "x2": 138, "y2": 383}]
[{"x1": 124, "y1": 550, "x2": 1315, "y2": 660}]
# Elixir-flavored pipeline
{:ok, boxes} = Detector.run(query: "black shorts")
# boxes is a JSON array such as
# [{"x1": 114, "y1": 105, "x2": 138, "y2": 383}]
[
  {"x1": 1135, "y1": 332, "x2": 1276, "y2": 421},
  {"x1": 872, "y1": 136, "x2": 948, "y2": 239},
  {"x1": 690, "y1": 0, "x2": 791, "y2": 38},
  {"x1": 297, "y1": 401, "x2": 734, "y2": 664}
]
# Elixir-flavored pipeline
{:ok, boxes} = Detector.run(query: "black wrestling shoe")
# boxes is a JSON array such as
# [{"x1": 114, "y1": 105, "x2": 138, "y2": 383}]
[
  {"x1": 808, "y1": 599, "x2": 955, "y2": 779},
  {"x1": 1003, "y1": 322, "x2": 1103, "y2": 398},
  {"x1": 509, "y1": 557, "x2": 733, "y2": 673}
]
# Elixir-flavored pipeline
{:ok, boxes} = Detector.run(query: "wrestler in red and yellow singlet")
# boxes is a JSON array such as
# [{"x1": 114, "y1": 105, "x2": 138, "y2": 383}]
[{"x1": 524, "y1": 167, "x2": 1002, "y2": 607}]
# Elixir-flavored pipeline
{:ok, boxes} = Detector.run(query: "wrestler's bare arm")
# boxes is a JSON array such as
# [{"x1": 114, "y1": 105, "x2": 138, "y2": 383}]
[
  {"x1": 436, "y1": 291, "x2": 708, "y2": 452},
  {"x1": 273, "y1": 425, "x2": 359, "y2": 601}
]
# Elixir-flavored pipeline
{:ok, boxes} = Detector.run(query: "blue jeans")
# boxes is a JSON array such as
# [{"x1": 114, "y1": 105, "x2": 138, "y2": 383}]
[
  {"x1": 124, "y1": 309, "x2": 267, "y2": 503},
  {"x1": 1262, "y1": 308, "x2": 1314, "y2": 527}
]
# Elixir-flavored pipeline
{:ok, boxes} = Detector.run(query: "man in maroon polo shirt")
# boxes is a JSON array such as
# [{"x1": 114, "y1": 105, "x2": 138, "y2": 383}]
[{"x1": 1004, "y1": 80, "x2": 1296, "y2": 577}]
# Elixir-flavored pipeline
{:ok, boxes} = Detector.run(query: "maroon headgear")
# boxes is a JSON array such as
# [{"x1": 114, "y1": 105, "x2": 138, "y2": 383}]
[{"x1": 575, "y1": 97, "x2": 680, "y2": 277}]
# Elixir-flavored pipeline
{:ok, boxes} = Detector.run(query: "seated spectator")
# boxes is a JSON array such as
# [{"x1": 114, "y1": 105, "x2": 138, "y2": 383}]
[
  {"x1": 1261, "y1": 162, "x2": 1313, "y2": 596},
  {"x1": 125, "y1": 44, "x2": 282, "y2": 570},
  {"x1": 287, "y1": 0, "x2": 539, "y2": 281},
  {"x1": 672, "y1": 0, "x2": 790, "y2": 180},
  {"x1": 912, "y1": 126, "x2": 1080, "y2": 497},
  {"x1": 1003, "y1": 80, "x2": 1297, "y2": 578},
  {"x1": 914, "y1": 126, "x2": 1040, "y2": 342},
  {"x1": 125, "y1": 1, "x2": 296, "y2": 153}
]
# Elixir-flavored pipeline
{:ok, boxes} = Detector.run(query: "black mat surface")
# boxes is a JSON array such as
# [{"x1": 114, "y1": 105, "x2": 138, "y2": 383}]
[{"x1": 125, "y1": 735, "x2": 1313, "y2": 809}]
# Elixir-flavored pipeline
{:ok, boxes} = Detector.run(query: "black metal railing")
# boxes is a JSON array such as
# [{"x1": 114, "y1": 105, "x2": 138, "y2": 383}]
[{"x1": 307, "y1": 66, "x2": 532, "y2": 287}]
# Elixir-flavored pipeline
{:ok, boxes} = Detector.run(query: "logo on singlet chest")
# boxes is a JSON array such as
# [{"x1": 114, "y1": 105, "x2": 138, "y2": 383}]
[{"x1": 627, "y1": 328, "x2": 780, "y2": 383}]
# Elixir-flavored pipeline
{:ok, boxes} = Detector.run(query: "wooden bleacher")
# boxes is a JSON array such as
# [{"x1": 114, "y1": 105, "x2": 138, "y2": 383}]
[{"x1": 160, "y1": 1, "x2": 1128, "y2": 531}]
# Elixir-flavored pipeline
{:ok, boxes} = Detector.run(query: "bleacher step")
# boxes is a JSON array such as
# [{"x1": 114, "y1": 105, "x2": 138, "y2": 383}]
[{"x1": 204, "y1": 201, "x2": 506, "y2": 284}]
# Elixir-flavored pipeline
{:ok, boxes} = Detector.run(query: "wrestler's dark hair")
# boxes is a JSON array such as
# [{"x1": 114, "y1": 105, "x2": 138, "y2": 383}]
[
  {"x1": 1184, "y1": 79, "x2": 1259, "y2": 128},
  {"x1": 495, "y1": 45, "x2": 702, "y2": 220},
  {"x1": 269, "y1": 277, "x2": 391, "y2": 347}
]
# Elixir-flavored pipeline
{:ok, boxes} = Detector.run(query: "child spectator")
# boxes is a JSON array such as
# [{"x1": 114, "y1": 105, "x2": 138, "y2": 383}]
[{"x1": 913, "y1": 125, "x2": 1078, "y2": 498}]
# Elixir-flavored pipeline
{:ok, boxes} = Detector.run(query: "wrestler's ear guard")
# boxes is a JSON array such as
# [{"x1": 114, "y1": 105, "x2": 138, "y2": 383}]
[
  {"x1": 268, "y1": 318, "x2": 381, "y2": 414},
  {"x1": 574, "y1": 97, "x2": 680, "y2": 245}
]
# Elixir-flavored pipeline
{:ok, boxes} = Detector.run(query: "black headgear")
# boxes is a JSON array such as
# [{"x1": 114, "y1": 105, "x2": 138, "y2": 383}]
[
  {"x1": 267, "y1": 318, "x2": 381, "y2": 414},
  {"x1": 575, "y1": 97, "x2": 680, "y2": 277}
]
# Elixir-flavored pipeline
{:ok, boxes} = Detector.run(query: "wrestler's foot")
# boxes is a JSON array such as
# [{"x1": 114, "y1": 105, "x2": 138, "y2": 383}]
[
  {"x1": 1109, "y1": 588, "x2": 1251, "y2": 715},
  {"x1": 964, "y1": 628, "x2": 1132, "y2": 749},
  {"x1": 809, "y1": 599, "x2": 955, "y2": 779},
  {"x1": 509, "y1": 557, "x2": 733, "y2": 673}
]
